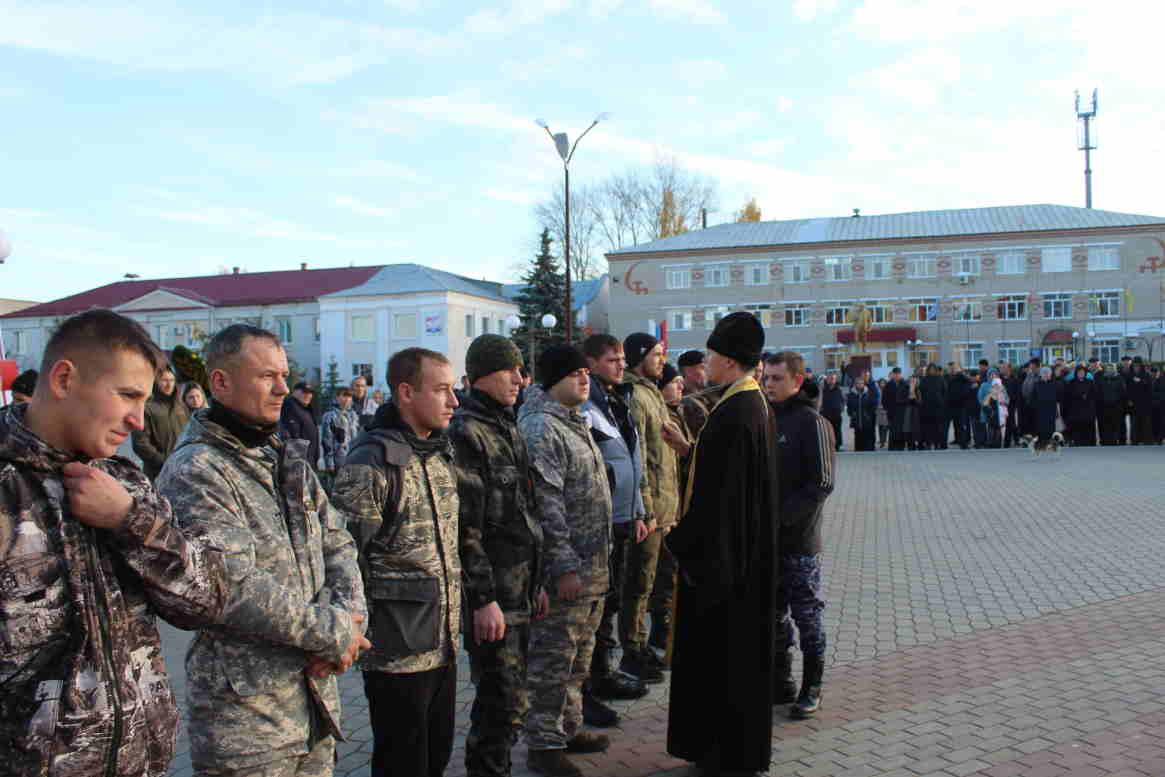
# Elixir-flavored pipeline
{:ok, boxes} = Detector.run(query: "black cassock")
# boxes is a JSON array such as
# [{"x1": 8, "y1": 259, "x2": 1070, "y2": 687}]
[{"x1": 665, "y1": 380, "x2": 779, "y2": 773}]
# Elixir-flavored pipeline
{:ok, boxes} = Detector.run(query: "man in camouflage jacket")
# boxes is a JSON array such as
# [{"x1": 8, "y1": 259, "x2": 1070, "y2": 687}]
[
  {"x1": 447, "y1": 335, "x2": 545, "y2": 777},
  {"x1": 618, "y1": 333, "x2": 680, "y2": 682},
  {"x1": 518, "y1": 345, "x2": 613, "y2": 777},
  {"x1": 1, "y1": 309, "x2": 229, "y2": 777},
  {"x1": 320, "y1": 388, "x2": 360, "y2": 475},
  {"x1": 330, "y1": 348, "x2": 462, "y2": 777},
  {"x1": 158, "y1": 325, "x2": 367, "y2": 777}
]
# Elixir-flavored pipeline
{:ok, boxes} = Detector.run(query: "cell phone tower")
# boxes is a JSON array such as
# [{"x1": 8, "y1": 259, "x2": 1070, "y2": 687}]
[{"x1": 1075, "y1": 89, "x2": 1098, "y2": 209}]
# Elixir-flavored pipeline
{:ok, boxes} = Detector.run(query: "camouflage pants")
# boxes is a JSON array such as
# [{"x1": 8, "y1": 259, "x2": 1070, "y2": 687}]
[
  {"x1": 465, "y1": 623, "x2": 531, "y2": 777},
  {"x1": 621, "y1": 529, "x2": 662, "y2": 649},
  {"x1": 776, "y1": 554, "x2": 826, "y2": 659},
  {"x1": 524, "y1": 598, "x2": 603, "y2": 751},
  {"x1": 194, "y1": 736, "x2": 335, "y2": 777},
  {"x1": 648, "y1": 540, "x2": 677, "y2": 619}
]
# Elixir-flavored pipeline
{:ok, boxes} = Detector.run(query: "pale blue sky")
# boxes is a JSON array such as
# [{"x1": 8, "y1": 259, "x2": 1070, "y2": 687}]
[{"x1": 1, "y1": 0, "x2": 1160, "y2": 303}]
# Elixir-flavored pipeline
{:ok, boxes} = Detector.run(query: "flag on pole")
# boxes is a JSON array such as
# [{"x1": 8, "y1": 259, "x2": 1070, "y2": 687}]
[
  {"x1": 1125, "y1": 288, "x2": 1135, "y2": 313},
  {"x1": 655, "y1": 319, "x2": 669, "y2": 355}
]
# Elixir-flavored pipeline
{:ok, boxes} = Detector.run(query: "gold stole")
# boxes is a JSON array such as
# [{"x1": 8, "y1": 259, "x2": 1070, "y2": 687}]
[{"x1": 680, "y1": 374, "x2": 763, "y2": 517}]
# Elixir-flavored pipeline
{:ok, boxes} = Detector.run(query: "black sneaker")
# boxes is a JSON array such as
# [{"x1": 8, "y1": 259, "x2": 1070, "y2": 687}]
[
  {"x1": 619, "y1": 647, "x2": 665, "y2": 684},
  {"x1": 581, "y1": 691, "x2": 619, "y2": 727}
]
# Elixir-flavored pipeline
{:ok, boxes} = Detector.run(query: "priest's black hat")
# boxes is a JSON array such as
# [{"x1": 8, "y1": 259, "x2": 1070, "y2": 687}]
[{"x1": 706, "y1": 312, "x2": 764, "y2": 368}]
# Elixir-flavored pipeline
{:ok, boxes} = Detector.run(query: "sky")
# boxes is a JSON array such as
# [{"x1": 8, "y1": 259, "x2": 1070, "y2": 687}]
[{"x1": 1, "y1": 0, "x2": 1162, "y2": 303}]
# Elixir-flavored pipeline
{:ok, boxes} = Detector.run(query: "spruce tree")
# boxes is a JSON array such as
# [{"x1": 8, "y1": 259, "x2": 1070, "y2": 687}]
[{"x1": 512, "y1": 229, "x2": 568, "y2": 367}]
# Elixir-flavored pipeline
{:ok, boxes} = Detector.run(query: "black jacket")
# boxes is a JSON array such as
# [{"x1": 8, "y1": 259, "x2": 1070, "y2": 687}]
[
  {"x1": 820, "y1": 383, "x2": 844, "y2": 418},
  {"x1": 771, "y1": 392, "x2": 835, "y2": 555},
  {"x1": 280, "y1": 395, "x2": 319, "y2": 469},
  {"x1": 1097, "y1": 372, "x2": 1127, "y2": 406},
  {"x1": 1127, "y1": 368, "x2": 1154, "y2": 411},
  {"x1": 919, "y1": 375, "x2": 947, "y2": 417},
  {"x1": 847, "y1": 388, "x2": 878, "y2": 430},
  {"x1": 945, "y1": 373, "x2": 969, "y2": 410}
]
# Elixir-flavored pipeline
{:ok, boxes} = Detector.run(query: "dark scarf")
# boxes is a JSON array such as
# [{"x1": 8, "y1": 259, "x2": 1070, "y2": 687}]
[
  {"x1": 468, "y1": 388, "x2": 515, "y2": 421},
  {"x1": 207, "y1": 400, "x2": 278, "y2": 449},
  {"x1": 370, "y1": 401, "x2": 451, "y2": 460}
]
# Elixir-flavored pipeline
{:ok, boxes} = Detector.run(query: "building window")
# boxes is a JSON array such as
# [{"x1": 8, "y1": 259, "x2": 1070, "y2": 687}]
[
  {"x1": 997, "y1": 341, "x2": 1030, "y2": 367},
  {"x1": 350, "y1": 315, "x2": 374, "y2": 342},
  {"x1": 955, "y1": 255, "x2": 980, "y2": 276},
  {"x1": 669, "y1": 310, "x2": 693, "y2": 331},
  {"x1": 464, "y1": 314, "x2": 475, "y2": 337},
  {"x1": 746, "y1": 264, "x2": 769, "y2": 286},
  {"x1": 825, "y1": 256, "x2": 853, "y2": 282},
  {"x1": 704, "y1": 306, "x2": 729, "y2": 329},
  {"x1": 996, "y1": 295, "x2": 1027, "y2": 321},
  {"x1": 481, "y1": 316, "x2": 490, "y2": 336},
  {"x1": 1042, "y1": 292, "x2": 1071, "y2": 320},
  {"x1": 393, "y1": 313, "x2": 417, "y2": 339},
  {"x1": 823, "y1": 348, "x2": 845, "y2": 371},
  {"x1": 276, "y1": 317, "x2": 293, "y2": 344},
  {"x1": 906, "y1": 254, "x2": 936, "y2": 279},
  {"x1": 9, "y1": 329, "x2": 26, "y2": 354},
  {"x1": 910, "y1": 347, "x2": 939, "y2": 369},
  {"x1": 496, "y1": 319, "x2": 506, "y2": 334},
  {"x1": 742, "y1": 304, "x2": 777, "y2": 328},
  {"x1": 953, "y1": 300, "x2": 982, "y2": 321},
  {"x1": 352, "y1": 363, "x2": 372, "y2": 381},
  {"x1": 997, "y1": 252, "x2": 1025, "y2": 275},
  {"x1": 1087, "y1": 246, "x2": 1120, "y2": 271},
  {"x1": 825, "y1": 302, "x2": 852, "y2": 326},
  {"x1": 906, "y1": 298, "x2": 938, "y2": 322},
  {"x1": 313, "y1": 317, "x2": 321, "y2": 343},
  {"x1": 705, "y1": 267, "x2": 729, "y2": 287},
  {"x1": 862, "y1": 299, "x2": 893, "y2": 323},
  {"x1": 1041, "y1": 246, "x2": 1072, "y2": 273},
  {"x1": 866, "y1": 256, "x2": 891, "y2": 280},
  {"x1": 666, "y1": 269, "x2": 691, "y2": 289},
  {"x1": 1091, "y1": 338, "x2": 1121, "y2": 364},
  {"x1": 1089, "y1": 291, "x2": 1120, "y2": 318},
  {"x1": 785, "y1": 304, "x2": 809, "y2": 328},
  {"x1": 785, "y1": 260, "x2": 810, "y2": 284},
  {"x1": 953, "y1": 343, "x2": 984, "y2": 370}
]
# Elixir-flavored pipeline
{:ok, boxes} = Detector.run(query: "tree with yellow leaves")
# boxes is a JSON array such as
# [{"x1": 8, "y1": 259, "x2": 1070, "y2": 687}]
[
  {"x1": 735, "y1": 198, "x2": 762, "y2": 222},
  {"x1": 659, "y1": 189, "x2": 690, "y2": 238}
]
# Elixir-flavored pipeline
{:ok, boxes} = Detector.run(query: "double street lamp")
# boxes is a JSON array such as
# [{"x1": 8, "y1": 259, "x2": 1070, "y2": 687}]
[
  {"x1": 507, "y1": 313, "x2": 557, "y2": 382},
  {"x1": 534, "y1": 113, "x2": 610, "y2": 344}
]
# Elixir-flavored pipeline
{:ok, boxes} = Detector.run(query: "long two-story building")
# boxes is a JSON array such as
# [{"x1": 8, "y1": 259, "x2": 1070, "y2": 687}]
[{"x1": 606, "y1": 204, "x2": 1165, "y2": 378}]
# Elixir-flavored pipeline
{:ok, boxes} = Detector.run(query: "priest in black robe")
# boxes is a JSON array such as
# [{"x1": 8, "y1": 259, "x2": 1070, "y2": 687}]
[{"x1": 665, "y1": 312, "x2": 779, "y2": 776}]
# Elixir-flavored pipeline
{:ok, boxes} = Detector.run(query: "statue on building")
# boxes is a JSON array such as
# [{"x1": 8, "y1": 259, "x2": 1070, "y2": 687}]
[{"x1": 852, "y1": 302, "x2": 873, "y2": 353}]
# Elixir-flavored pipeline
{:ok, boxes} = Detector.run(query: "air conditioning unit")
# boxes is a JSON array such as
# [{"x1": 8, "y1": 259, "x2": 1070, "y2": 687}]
[{"x1": 958, "y1": 276, "x2": 970, "y2": 286}]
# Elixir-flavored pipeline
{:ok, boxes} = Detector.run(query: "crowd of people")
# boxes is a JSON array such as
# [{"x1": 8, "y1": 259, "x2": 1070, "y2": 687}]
[
  {"x1": 810, "y1": 355, "x2": 1165, "y2": 452},
  {"x1": 1, "y1": 308, "x2": 841, "y2": 777}
]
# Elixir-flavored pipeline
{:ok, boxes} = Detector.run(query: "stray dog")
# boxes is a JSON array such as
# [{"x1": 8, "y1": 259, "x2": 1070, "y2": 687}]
[{"x1": 1019, "y1": 432, "x2": 1064, "y2": 458}]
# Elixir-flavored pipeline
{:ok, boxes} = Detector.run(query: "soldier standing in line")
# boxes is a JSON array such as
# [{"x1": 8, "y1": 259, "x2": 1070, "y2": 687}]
[
  {"x1": 158, "y1": 324, "x2": 369, "y2": 777},
  {"x1": 1, "y1": 310, "x2": 229, "y2": 777},
  {"x1": 331, "y1": 348, "x2": 462, "y2": 777},
  {"x1": 320, "y1": 386, "x2": 360, "y2": 489},
  {"x1": 618, "y1": 333, "x2": 681, "y2": 683},
  {"x1": 448, "y1": 335, "x2": 548, "y2": 777},
  {"x1": 519, "y1": 345, "x2": 614, "y2": 777},
  {"x1": 676, "y1": 350, "x2": 706, "y2": 396}
]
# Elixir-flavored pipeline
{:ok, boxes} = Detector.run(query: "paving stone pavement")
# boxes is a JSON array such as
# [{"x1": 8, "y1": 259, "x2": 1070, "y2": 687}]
[{"x1": 160, "y1": 445, "x2": 1165, "y2": 777}]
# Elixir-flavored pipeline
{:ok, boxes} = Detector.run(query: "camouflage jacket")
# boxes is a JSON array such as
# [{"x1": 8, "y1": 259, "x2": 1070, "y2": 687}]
[
  {"x1": 320, "y1": 404, "x2": 360, "y2": 471},
  {"x1": 448, "y1": 390, "x2": 542, "y2": 623},
  {"x1": 624, "y1": 372, "x2": 680, "y2": 530},
  {"x1": 666, "y1": 402, "x2": 694, "y2": 516},
  {"x1": 517, "y1": 386, "x2": 611, "y2": 601},
  {"x1": 331, "y1": 403, "x2": 461, "y2": 674},
  {"x1": 0, "y1": 404, "x2": 228, "y2": 777},
  {"x1": 680, "y1": 384, "x2": 728, "y2": 440},
  {"x1": 157, "y1": 411, "x2": 365, "y2": 772}
]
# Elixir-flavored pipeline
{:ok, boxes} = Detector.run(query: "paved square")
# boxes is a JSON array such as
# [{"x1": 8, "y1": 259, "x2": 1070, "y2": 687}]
[{"x1": 161, "y1": 446, "x2": 1165, "y2": 777}]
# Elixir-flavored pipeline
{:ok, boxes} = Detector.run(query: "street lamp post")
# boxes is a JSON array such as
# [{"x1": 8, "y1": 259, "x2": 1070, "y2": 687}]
[
  {"x1": 0, "y1": 229, "x2": 11, "y2": 264},
  {"x1": 535, "y1": 113, "x2": 610, "y2": 344}
]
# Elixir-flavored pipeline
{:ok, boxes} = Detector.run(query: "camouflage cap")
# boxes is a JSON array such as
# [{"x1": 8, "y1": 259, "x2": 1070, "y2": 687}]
[{"x1": 466, "y1": 334, "x2": 524, "y2": 384}]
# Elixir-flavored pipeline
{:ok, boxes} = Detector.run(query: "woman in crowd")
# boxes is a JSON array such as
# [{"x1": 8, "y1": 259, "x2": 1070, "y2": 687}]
[
  {"x1": 1031, "y1": 366, "x2": 1060, "y2": 444},
  {"x1": 875, "y1": 379, "x2": 890, "y2": 449},
  {"x1": 918, "y1": 364, "x2": 948, "y2": 450},
  {"x1": 981, "y1": 376, "x2": 1009, "y2": 449},
  {"x1": 131, "y1": 365, "x2": 189, "y2": 481},
  {"x1": 182, "y1": 381, "x2": 207, "y2": 411},
  {"x1": 902, "y1": 375, "x2": 922, "y2": 451},
  {"x1": 1062, "y1": 365, "x2": 1097, "y2": 446}
]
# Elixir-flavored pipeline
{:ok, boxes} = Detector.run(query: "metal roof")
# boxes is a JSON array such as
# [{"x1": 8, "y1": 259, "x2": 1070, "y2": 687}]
[
  {"x1": 324, "y1": 263, "x2": 509, "y2": 302},
  {"x1": 607, "y1": 204, "x2": 1165, "y2": 256},
  {"x1": 502, "y1": 274, "x2": 607, "y2": 313}
]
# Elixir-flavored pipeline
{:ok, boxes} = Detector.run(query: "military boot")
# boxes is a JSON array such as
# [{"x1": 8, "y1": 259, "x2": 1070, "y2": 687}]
[
  {"x1": 619, "y1": 646, "x2": 665, "y2": 684},
  {"x1": 590, "y1": 647, "x2": 649, "y2": 701},
  {"x1": 527, "y1": 749, "x2": 582, "y2": 777},
  {"x1": 790, "y1": 655, "x2": 824, "y2": 719},
  {"x1": 647, "y1": 611, "x2": 670, "y2": 653},
  {"x1": 582, "y1": 690, "x2": 619, "y2": 727},
  {"x1": 773, "y1": 648, "x2": 798, "y2": 704},
  {"x1": 565, "y1": 732, "x2": 610, "y2": 753}
]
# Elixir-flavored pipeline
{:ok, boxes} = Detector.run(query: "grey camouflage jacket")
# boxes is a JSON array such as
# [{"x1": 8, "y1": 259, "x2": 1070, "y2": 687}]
[
  {"x1": 517, "y1": 386, "x2": 611, "y2": 601},
  {"x1": 0, "y1": 404, "x2": 228, "y2": 777},
  {"x1": 330, "y1": 403, "x2": 461, "y2": 674},
  {"x1": 320, "y1": 404, "x2": 360, "y2": 471},
  {"x1": 156, "y1": 411, "x2": 365, "y2": 772}
]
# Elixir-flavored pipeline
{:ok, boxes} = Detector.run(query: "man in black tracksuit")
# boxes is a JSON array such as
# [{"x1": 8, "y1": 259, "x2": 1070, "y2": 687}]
[
  {"x1": 819, "y1": 373, "x2": 844, "y2": 452},
  {"x1": 762, "y1": 351, "x2": 836, "y2": 721}
]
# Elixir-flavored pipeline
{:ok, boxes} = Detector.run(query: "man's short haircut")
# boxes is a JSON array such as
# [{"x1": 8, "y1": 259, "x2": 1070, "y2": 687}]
[
  {"x1": 387, "y1": 347, "x2": 451, "y2": 395},
  {"x1": 336, "y1": 387, "x2": 353, "y2": 398},
  {"x1": 204, "y1": 324, "x2": 280, "y2": 373},
  {"x1": 40, "y1": 309, "x2": 163, "y2": 378},
  {"x1": 351, "y1": 374, "x2": 367, "y2": 385},
  {"x1": 582, "y1": 333, "x2": 621, "y2": 361},
  {"x1": 763, "y1": 350, "x2": 805, "y2": 379}
]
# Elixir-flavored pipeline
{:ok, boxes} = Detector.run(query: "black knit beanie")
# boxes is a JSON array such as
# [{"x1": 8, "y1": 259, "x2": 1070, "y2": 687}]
[
  {"x1": 706, "y1": 312, "x2": 764, "y2": 368},
  {"x1": 466, "y1": 334, "x2": 523, "y2": 384},
  {"x1": 538, "y1": 344, "x2": 588, "y2": 390},
  {"x1": 657, "y1": 362, "x2": 680, "y2": 391},
  {"x1": 677, "y1": 350, "x2": 704, "y2": 368},
  {"x1": 623, "y1": 332, "x2": 659, "y2": 370}
]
